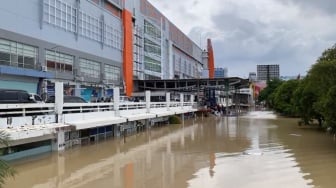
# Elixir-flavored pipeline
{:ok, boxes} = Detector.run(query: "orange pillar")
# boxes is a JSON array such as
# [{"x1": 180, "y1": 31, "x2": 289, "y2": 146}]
[
  {"x1": 122, "y1": 9, "x2": 133, "y2": 96},
  {"x1": 207, "y1": 39, "x2": 215, "y2": 78},
  {"x1": 124, "y1": 163, "x2": 134, "y2": 188}
]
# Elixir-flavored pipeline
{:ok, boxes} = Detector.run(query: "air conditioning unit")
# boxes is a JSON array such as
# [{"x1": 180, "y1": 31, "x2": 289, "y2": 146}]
[{"x1": 41, "y1": 66, "x2": 48, "y2": 72}]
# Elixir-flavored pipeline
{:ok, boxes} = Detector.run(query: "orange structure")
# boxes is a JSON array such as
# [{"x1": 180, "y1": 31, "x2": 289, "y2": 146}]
[
  {"x1": 122, "y1": 9, "x2": 133, "y2": 97},
  {"x1": 124, "y1": 163, "x2": 134, "y2": 188},
  {"x1": 207, "y1": 39, "x2": 215, "y2": 78}
]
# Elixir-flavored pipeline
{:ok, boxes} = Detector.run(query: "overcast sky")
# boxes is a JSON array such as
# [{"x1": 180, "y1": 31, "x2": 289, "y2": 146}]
[{"x1": 147, "y1": 0, "x2": 336, "y2": 78}]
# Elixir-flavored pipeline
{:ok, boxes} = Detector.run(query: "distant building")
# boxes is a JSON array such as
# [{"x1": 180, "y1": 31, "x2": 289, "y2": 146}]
[
  {"x1": 280, "y1": 75, "x2": 303, "y2": 81},
  {"x1": 249, "y1": 72, "x2": 257, "y2": 82},
  {"x1": 214, "y1": 68, "x2": 228, "y2": 78},
  {"x1": 257, "y1": 65, "x2": 280, "y2": 81}
]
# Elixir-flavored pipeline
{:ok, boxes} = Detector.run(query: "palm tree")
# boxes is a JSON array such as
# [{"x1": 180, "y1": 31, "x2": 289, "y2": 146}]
[{"x1": 0, "y1": 131, "x2": 16, "y2": 187}]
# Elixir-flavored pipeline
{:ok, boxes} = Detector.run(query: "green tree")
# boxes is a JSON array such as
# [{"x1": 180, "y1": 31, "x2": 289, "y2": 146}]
[
  {"x1": 272, "y1": 79, "x2": 300, "y2": 116},
  {"x1": 0, "y1": 131, "x2": 16, "y2": 187},
  {"x1": 299, "y1": 44, "x2": 336, "y2": 127},
  {"x1": 292, "y1": 78, "x2": 321, "y2": 125},
  {"x1": 258, "y1": 79, "x2": 283, "y2": 108},
  {"x1": 320, "y1": 85, "x2": 336, "y2": 130}
]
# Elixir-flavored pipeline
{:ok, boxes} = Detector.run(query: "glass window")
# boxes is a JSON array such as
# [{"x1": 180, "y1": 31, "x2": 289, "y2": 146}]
[
  {"x1": 46, "y1": 50, "x2": 74, "y2": 72},
  {"x1": 144, "y1": 20, "x2": 161, "y2": 41},
  {"x1": 104, "y1": 24, "x2": 122, "y2": 50},
  {"x1": 78, "y1": 11, "x2": 102, "y2": 42},
  {"x1": 104, "y1": 0, "x2": 121, "y2": 18},
  {"x1": 79, "y1": 58, "x2": 100, "y2": 78},
  {"x1": 43, "y1": 0, "x2": 77, "y2": 33},
  {"x1": 144, "y1": 56, "x2": 161, "y2": 73},
  {"x1": 144, "y1": 38, "x2": 161, "y2": 57},
  {"x1": 0, "y1": 38, "x2": 38, "y2": 69},
  {"x1": 104, "y1": 64, "x2": 120, "y2": 82}
]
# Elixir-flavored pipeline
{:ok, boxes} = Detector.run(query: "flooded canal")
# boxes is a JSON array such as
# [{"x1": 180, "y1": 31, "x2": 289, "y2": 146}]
[{"x1": 5, "y1": 111, "x2": 336, "y2": 188}]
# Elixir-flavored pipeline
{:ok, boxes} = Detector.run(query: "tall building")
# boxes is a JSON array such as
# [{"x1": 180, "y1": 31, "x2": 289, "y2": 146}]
[
  {"x1": 248, "y1": 72, "x2": 257, "y2": 82},
  {"x1": 0, "y1": 0, "x2": 214, "y2": 99},
  {"x1": 214, "y1": 68, "x2": 228, "y2": 78},
  {"x1": 257, "y1": 65, "x2": 280, "y2": 81}
]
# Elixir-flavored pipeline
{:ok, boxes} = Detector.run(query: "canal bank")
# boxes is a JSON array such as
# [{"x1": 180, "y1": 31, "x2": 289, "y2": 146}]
[{"x1": 6, "y1": 112, "x2": 336, "y2": 188}]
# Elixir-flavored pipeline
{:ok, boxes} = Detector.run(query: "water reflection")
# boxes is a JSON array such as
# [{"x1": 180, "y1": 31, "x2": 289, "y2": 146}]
[
  {"x1": 5, "y1": 112, "x2": 336, "y2": 188},
  {"x1": 188, "y1": 112, "x2": 312, "y2": 188}
]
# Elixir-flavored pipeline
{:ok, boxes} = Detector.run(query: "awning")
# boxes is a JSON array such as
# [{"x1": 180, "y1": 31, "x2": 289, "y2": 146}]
[
  {"x1": 120, "y1": 113, "x2": 156, "y2": 121},
  {"x1": 154, "y1": 111, "x2": 175, "y2": 117},
  {"x1": 174, "y1": 109, "x2": 197, "y2": 114},
  {"x1": 66, "y1": 117, "x2": 126, "y2": 130}
]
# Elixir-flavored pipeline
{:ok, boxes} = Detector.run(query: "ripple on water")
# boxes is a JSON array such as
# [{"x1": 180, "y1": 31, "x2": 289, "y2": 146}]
[
  {"x1": 188, "y1": 143, "x2": 313, "y2": 188},
  {"x1": 242, "y1": 111, "x2": 277, "y2": 119}
]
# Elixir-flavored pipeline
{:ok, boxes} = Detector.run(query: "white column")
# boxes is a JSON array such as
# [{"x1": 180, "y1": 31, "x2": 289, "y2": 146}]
[
  {"x1": 180, "y1": 93, "x2": 184, "y2": 109},
  {"x1": 74, "y1": 83, "x2": 81, "y2": 97},
  {"x1": 113, "y1": 87, "x2": 120, "y2": 116},
  {"x1": 166, "y1": 92, "x2": 170, "y2": 110},
  {"x1": 146, "y1": 90, "x2": 151, "y2": 113},
  {"x1": 55, "y1": 82, "x2": 64, "y2": 123},
  {"x1": 190, "y1": 94, "x2": 194, "y2": 106},
  {"x1": 52, "y1": 130, "x2": 65, "y2": 151}
]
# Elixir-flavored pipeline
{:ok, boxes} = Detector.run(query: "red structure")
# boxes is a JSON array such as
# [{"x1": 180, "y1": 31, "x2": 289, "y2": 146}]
[
  {"x1": 122, "y1": 9, "x2": 133, "y2": 97},
  {"x1": 207, "y1": 39, "x2": 215, "y2": 78}
]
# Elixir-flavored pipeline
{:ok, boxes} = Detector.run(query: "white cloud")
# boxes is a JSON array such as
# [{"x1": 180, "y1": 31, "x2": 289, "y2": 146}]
[{"x1": 148, "y1": 0, "x2": 336, "y2": 77}]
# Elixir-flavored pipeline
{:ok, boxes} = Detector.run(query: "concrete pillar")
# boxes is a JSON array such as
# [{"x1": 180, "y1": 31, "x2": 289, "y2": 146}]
[
  {"x1": 180, "y1": 93, "x2": 184, "y2": 109},
  {"x1": 190, "y1": 94, "x2": 194, "y2": 106},
  {"x1": 74, "y1": 83, "x2": 81, "y2": 97},
  {"x1": 166, "y1": 92, "x2": 170, "y2": 110},
  {"x1": 113, "y1": 87, "x2": 120, "y2": 116},
  {"x1": 146, "y1": 90, "x2": 151, "y2": 113},
  {"x1": 145, "y1": 119, "x2": 150, "y2": 129},
  {"x1": 55, "y1": 82, "x2": 64, "y2": 123},
  {"x1": 52, "y1": 130, "x2": 65, "y2": 151}
]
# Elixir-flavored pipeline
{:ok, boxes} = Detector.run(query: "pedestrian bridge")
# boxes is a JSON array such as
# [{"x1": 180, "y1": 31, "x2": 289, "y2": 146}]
[{"x1": 0, "y1": 83, "x2": 197, "y2": 150}]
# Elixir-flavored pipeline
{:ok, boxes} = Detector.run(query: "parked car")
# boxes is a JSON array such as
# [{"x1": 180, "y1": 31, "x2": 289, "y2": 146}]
[
  {"x1": 45, "y1": 95, "x2": 88, "y2": 113},
  {"x1": 0, "y1": 89, "x2": 36, "y2": 104},
  {"x1": 45, "y1": 95, "x2": 87, "y2": 103},
  {"x1": 29, "y1": 93, "x2": 43, "y2": 103}
]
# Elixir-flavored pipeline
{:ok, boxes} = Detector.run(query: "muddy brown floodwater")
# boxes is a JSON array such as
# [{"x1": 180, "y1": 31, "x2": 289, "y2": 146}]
[{"x1": 5, "y1": 111, "x2": 336, "y2": 188}]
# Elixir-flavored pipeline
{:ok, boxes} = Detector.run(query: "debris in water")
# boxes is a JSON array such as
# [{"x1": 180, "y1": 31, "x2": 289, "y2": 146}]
[
  {"x1": 243, "y1": 150, "x2": 263, "y2": 156},
  {"x1": 289, "y1": 134, "x2": 302, "y2": 137}
]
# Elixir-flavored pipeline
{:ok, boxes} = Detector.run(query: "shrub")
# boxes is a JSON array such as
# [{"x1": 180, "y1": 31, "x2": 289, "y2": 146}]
[{"x1": 169, "y1": 115, "x2": 181, "y2": 124}]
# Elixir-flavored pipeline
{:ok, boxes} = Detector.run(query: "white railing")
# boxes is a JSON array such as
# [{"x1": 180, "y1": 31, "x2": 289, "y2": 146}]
[
  {"x1": 119, "y1": 102, "x2": 146, "y2": 110},
  {"x1": 0, "y1": 103, "x2": 55, "y2": 117},
  {"x1": 150, "y1": 102, "x2": 167, "y2": 108},
  {"x1": 63, "y1": 102, "x2": 114, "y2": 113},
  {"x1": 0, "y1": 101, "x2": 195, "y2": 118}
]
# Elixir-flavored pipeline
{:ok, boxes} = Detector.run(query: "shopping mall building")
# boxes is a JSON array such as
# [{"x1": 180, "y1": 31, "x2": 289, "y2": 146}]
[{"x1": 0, "y1": 0, "x2": 214, "y2": 101}]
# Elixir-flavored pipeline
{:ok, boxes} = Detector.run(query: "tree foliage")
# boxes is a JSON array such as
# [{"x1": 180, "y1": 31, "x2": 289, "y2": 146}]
[
  {"x1": 0, "y1": 131, "x2": 16, "y2": 187},
  {"x1": 272, "y1": 79, "x2": 300, "y2": 116},
  {"x1": 258, "y1": 79, "x2": 283, "y2": 108},
  {"x1": 258, "y1": 44, "x2": 336, "y2": 129}
]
